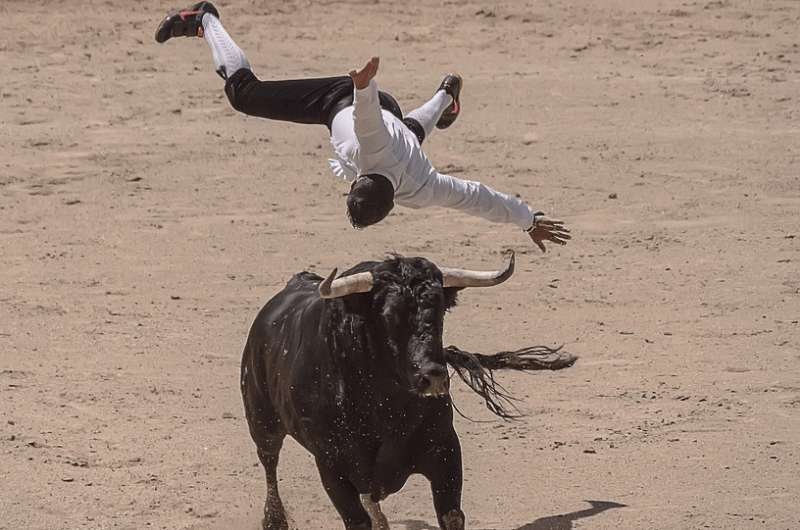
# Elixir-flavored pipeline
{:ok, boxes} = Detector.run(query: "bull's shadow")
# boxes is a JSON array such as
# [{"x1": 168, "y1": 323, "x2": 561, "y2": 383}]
[{"x1": 395, "y1": 500, "x2": 626, "y2": 530}]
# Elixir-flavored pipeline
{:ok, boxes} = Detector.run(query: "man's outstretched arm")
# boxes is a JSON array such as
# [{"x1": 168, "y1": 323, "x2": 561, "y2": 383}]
[
  {"x1": 349, "y1": 57, "x2": 394, "y2": 170},
  {"x1": 416, "y1": 172, "x2": 570, "y2": 252}
]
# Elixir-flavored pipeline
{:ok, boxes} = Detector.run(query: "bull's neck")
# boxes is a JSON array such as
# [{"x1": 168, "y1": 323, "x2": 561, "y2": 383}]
[
  {"x1": 346, "y1": 379, "x2": 426, "y2": 438},
  {"x1": 338, "y1": 354, "x2": 421, "y2": 429},
  {"x1": 325, "y1": 305, "x2": 425, "y2": 427}
]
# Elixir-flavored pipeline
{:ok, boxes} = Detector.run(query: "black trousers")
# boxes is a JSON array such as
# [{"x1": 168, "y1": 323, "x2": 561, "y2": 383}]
[{"x1": 224, "y1": 69, "x2": 426, "y2": 143}]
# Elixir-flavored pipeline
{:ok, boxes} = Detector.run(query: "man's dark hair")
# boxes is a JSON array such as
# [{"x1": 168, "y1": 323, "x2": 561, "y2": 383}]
[{"x1": 346, "y1": 174, "x2": 395, "y2": 228}]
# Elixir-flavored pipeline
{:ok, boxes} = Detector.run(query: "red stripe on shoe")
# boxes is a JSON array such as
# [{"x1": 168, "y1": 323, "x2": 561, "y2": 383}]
[{"x1": 179, "y1": 10, "x2": 201, "y2": 20}]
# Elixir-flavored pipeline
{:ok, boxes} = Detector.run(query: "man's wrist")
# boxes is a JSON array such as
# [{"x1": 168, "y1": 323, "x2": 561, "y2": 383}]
[{"x1": 525, "y1": 211, "x2": 545, "y2": 233}]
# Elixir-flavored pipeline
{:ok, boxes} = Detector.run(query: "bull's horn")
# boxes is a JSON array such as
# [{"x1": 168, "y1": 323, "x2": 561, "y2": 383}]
[
  {"x1": 439, "y1": 251, "x2": 515, "y2": 288},
  {"x1": 319, "y1": 269, "x2": 374, "y2": 299}
]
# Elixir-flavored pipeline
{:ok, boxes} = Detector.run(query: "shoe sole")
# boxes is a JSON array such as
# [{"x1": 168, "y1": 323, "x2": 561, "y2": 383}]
[
  {"x1": 436, "y1": 74, "x2": 463, "y2": 130},
  {"x1": 155, "y1": 2, "x2": 219, "y2": 43}
]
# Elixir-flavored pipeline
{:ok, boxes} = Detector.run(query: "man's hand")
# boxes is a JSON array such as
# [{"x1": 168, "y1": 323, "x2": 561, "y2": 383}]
[
  {"x1": 527, "y1": 215, "x2": 571, "y2": 252},
  {"x1": 349, "y1": 57, "x2": 380, "y2": 90}
]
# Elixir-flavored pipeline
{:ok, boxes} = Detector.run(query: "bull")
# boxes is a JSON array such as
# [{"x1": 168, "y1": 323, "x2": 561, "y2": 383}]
[{"x1": 240, "y1": 251, "x2": 575, "y2": 530}]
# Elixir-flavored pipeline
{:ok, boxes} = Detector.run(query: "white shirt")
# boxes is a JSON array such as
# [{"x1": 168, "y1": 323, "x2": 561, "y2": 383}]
[{"x1": 328, "y1": 80, "x2": 536, "y2": 230}]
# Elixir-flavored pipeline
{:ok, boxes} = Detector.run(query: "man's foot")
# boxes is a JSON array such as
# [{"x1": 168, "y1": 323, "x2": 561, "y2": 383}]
[
  {"x1": 155, "y1": 2, "x2": 219, "y2": 43},
  {"x1": 435, "y1": 74, "x2": 463, "y2": 130}
]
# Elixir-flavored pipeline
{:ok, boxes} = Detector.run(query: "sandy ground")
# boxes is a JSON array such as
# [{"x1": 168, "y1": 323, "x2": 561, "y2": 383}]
[{"x1": 2, "y1": 0, "x2": 799, "y2": 528}]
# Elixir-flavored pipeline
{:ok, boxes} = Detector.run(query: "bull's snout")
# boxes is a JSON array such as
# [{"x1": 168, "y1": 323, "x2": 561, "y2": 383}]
[{"x1": 416, "y1": 364, "x2": 450, "y2": 397}]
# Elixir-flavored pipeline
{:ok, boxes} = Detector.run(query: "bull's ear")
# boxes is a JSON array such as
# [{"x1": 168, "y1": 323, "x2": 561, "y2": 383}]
[{"x1": 443, "y1": 287, "x2": 460, "y2": 309}]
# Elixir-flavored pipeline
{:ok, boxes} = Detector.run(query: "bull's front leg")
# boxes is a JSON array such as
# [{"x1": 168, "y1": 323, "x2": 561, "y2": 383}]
[
  {"x1": 316, "y1": 461, "x2": 373, "y2": 530},
  {"x1": 431, "y1": 471, "x2": 465, "y2": 530},
  {"x1": 420, "y1": 431, "x2": 466, "y2": 530}
]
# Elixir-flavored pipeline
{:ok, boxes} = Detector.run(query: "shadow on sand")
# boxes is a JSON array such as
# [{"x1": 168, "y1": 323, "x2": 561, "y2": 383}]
[{"x1": 395, "y1": 499, "x2": 626, "y2": 530}]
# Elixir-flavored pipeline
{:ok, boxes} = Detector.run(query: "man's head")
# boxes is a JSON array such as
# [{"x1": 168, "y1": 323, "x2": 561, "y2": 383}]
[{"x1": 346, "y1": 174, "x2": 395, "y2": 228}]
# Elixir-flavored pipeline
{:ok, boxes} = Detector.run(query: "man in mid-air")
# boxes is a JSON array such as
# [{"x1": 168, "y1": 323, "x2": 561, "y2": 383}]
[{"x1": 155, "y1": 2, "x2": 570, "y2": 251}]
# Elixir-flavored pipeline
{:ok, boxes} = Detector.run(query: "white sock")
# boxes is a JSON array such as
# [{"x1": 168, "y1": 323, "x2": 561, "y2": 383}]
[
  {"x1": 201, "y1": 14, "x2": 250, "y2": 79},
  {"x1": 405, "y1": 90, "x2": 453, "y2": 139}
]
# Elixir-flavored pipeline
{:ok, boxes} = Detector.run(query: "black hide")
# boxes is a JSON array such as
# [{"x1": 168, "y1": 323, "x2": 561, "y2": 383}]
[{"x1": 241, "y1": 256, "x2": 465, "y2": 529}]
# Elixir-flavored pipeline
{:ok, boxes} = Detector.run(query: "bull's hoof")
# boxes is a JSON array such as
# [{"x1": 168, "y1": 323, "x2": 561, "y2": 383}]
[
  {"x1": 262, "y1": 516, "x2": 289, "y2": 530},
  {"x1": 441, "y1": 508, "x2": 466, "y2": 530},
  {"x1": 345, "y1": 523, "x2": 372, "y2": 530}
]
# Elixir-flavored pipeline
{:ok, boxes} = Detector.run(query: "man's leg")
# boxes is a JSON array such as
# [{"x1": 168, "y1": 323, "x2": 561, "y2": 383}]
[
  {"x1": 157, "y1": 4, "x2": 353, "y2": 126},
  {"x1": 201, "y1": 12, "x2": 250, "y2": 80},
  {"x1": 201, "y1": 14, "x2": 354, "y2": 125},
  {"x1": 404, "y1": 74, "x2": 463, "y2": 143},
  {"x1": 224, "y1": 70, "x2": 353, "y2": 125}
]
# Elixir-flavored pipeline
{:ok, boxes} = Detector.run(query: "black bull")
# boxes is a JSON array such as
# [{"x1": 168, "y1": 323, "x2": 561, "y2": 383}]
[{"x1": 240, "y1": 252, "x2": 576, "y2": 530}]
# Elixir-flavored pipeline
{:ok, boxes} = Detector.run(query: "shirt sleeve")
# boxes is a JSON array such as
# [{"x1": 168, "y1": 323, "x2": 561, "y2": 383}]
[
  {"x1": 352, "y1": 80, "x2": 394, "y2": 172},
  {"x1": 419, "y1": 172, "x2": 536, "y2": 230}
]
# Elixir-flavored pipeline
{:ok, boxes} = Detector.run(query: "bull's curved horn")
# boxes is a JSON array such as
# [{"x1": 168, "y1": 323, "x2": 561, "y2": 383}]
[
  {"x1": 319, "y1": 269, "x2": 374, "y2": 299},
  {"x1": 439, "y1": 251, "x2": 515, "y2": 288}
]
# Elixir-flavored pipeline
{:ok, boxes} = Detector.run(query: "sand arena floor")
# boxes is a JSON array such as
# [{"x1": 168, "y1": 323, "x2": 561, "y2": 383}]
[{"x1": 1, "y1": 0, "x2": 798, "y2": 528}]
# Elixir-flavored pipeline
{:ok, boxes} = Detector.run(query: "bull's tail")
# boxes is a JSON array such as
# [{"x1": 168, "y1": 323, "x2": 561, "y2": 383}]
[{"x1": 444, "y1": 345, "x2": 577, "y2": 420}]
